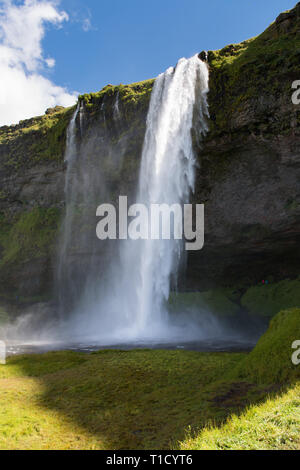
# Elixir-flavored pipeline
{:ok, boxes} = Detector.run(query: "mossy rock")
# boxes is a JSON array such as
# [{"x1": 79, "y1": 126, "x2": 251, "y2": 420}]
[
  {"x1": 169, "y1": 288, "x2": 240, "y2": 317},
  {"x1": 207, "y1": 3, "x2": 300, "y2": 138},
  {"x1": 0, "y1": 306, "x2": 9, "y2": 325},
  {"x1": 0, "y1": 207, "x2": 61, "y2": 269},
  {"x1": 79, "y1": 79, "x2": 154, "y2": 109},
  {"x1": 234, "y1": 308, "x2": 300, "y2": 383},
  {"x1": 241, "y1": 278, "x2": 300, "y2": 318},
  {"x1": 0, "y1": 106, "x2": 75, "y2": 167}
]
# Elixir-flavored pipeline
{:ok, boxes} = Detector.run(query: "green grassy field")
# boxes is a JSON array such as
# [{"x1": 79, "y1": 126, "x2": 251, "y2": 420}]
[
  {"x1": 180, "y1": 382, "x2": 300, "y2": 450},
  {"x1": 0, "y1": 309, "x2": 299, "y2": 450}
]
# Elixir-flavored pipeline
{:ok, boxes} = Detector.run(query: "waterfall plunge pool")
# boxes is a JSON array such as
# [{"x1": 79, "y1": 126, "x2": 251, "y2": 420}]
[{"x1": 5, "y1": 337, "x2": 256, "y2": 357}]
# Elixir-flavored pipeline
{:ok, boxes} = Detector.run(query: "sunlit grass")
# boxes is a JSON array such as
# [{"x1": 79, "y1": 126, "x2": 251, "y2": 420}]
[
  {"x1": 0, "y1": 346, "x2": 298, "y2": 450},
  {"x1": 180, "y1": 382, "x2": 300, "y2": 450},
  {"x1": 0, "y1": 309, "x2": 299, "y2": 449},
  {"x1": 0, "y1": 350, "x2": 247, "y2": 450}
]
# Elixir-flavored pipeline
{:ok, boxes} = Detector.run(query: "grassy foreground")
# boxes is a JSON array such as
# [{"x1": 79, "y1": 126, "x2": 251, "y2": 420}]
[
  {"x1": 180, "y1": 382, "x2": 300, "y2": 450},
  {"x1": 0, "y1": 309, "x2": 299, "y2": 450}
]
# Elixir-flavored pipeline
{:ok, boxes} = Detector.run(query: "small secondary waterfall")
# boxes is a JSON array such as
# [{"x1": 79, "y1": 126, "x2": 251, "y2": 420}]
[
  {"x1": 56, "y1": 104, "x2": 79, "y2": 313},
  {"x1": 58, "y1": 55, "x2": 210, "y2": 342},
  {"x1": 56, "y1": 102, "x2": 84, "y2": 314}
]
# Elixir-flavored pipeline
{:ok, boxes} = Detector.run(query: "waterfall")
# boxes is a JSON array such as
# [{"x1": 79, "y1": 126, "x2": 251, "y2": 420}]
[
  {"x1": 58, "y1": 55, "x2": 210, "y2": 343},
  {"x1": 113, "y1": 91, "x2": 120, "y2": 120},
  {"x1": 136, "y1": 55, "x2": 208, "y2": 330},
  {"x1": 56, "y1": 103, "x2": 80, "y2": 314},
  {"x1": 116, "y1": 55, "x2": 209, "y2": 337}
]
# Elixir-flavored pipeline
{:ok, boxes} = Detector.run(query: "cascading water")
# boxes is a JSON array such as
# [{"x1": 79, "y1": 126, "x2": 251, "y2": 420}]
[
  {"x1": 59, "y1": 54, "x2": 211, "y2": 343},
  {"x1": 1, "y1": 55, "x2": 259, "y2": 352},
  {"x1": 56, "y1": 103, "x2": 80, "y2": 314},
  {"x1": 115, "y1": 55, "x2": 210, "y2": 337},
  {"x1": 113, "y1": 91, "x2": 121, "y2": 120}
]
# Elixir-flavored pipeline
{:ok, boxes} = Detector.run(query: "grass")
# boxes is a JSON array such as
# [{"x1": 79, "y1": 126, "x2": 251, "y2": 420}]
[
  {"x1": 179, "y1": 308, "x2": 300, "y2": 450},
  {"x1": 0, "y1": 350, "x2": 245, "y2": 450},
  {"x1": 180, "y1": 382, "x2": 300, "y2": 450},
  {"x1": 235, "y1": 308, "x2": 300, "y2": 383},
  {"x1": 0, "y1": 106, "x2": 74, "y2": 167},
  {"x1": 79, "y1": 79, "x2": 154, "y2": 110},
  {"x1": 0, "y1": 309, "x2": 299, "y2": 450}
]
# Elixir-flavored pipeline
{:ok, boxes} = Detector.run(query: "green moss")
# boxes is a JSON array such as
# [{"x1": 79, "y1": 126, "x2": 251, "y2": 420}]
[
  {"x1": 0, "y1": 79, "x2": 153, "y2": 172},
  {"x1": 169, "y1": 279, "x2": 300, "y2": 320},
  {"x1": 29, "y1": 107, "x2": 75, "y2": 162},
  {"x1": 0, "y1": 106, "x2": 75, "y2": 168},
  {"x1": 0, "y1": 306, "x2": 9, "y2": 325},
  {"x1": 78, "y1": 79, "x2": 154, "y2": 129},
  {"x1": 169, "y1": 289, "x2": 240, "y2": 317},
  {"x1": 207, "y1": 5, "x2": 300, "y2": 137},
  {"x1": 235, "y1": 308, "x2": 300, "y2": 384},
  {"x1": 0, "y1": 207, "x2": 61, "y2": 268},
  {"x1": 241, "y1": 278, "x2": 300, "y2": 318},
  {"x1": 79, "y1": 79, "x2": 154, "y2": 109}
]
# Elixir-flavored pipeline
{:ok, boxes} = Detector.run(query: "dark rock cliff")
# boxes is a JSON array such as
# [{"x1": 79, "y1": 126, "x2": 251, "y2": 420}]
[
  {"x1": 0, "y1": 3, "x2": 299, "y2": 309},
  {"x1": 190, "y1": 2, "x2": 300, "y2": 289}
]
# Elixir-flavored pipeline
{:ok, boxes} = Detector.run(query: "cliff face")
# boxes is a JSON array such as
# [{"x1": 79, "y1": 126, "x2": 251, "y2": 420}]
[
  {"x1": 0, "y1": 81, "x2": 153, "y2": 302},
  {"x1": 190, "y1": 2, "x2": 300, "y2": 288},
  {"x1": 0, "y1": 109, "x2": 72, "y2": 301},
  {"x1": 0, "y1": 4, "x2": 299, "y2": 306}
]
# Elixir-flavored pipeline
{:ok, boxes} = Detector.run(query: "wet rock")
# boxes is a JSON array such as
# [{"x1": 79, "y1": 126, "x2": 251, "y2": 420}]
[{"x1": 198, "y1": 50, "x2": 208, "y2": 62}]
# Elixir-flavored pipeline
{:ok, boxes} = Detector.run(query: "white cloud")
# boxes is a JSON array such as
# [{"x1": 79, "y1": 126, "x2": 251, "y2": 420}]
[
  {"x1": 82, "y1": 17, "x2": 91, "y2": 32},
  {"x1": 0, "y1": 0, "x2": 77, "y2": 126},
  {"x1": 45, "y1": 57, "x2": 55, "y2": 68},
  {"x1": 69, "y1": 5, "x2": 94, "y2": 33}
]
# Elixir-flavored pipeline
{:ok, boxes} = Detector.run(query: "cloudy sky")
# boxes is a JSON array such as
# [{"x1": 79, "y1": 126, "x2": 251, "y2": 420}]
[{"x1": 0, "y1": 0, "x2": 296, "y2": 126}]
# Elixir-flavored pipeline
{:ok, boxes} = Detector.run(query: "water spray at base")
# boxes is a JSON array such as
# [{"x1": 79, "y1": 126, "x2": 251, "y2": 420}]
[{"x1": 0, "y1": 55, "x2": 261, "y2": 350}]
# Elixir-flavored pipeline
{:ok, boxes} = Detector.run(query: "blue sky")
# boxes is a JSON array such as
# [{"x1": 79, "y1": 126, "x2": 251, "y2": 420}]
[
  {"x1": 51, "y1": 0, "x2": 297, "y2": 94},
  {"x1": 0, "y1": 0, "x2": 297, "y2": 125}
]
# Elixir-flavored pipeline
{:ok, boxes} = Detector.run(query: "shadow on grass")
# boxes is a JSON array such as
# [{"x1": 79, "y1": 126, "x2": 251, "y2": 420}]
[{"x1": 4, "y1": 348, "x2": 297, "y2": 450}]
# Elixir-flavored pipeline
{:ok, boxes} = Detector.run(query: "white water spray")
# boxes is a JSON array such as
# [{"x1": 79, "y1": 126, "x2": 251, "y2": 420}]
[
  {"x1": 113, "y1": 91, "x2": 121, "y2": 120},
  {"x1": 113, "y1": 55, "x2": 209, "y2": 338},
  {"x1": 65, "y1": 55, "x2": 210, "y2": 342},
  {"x1": 40, "y1": 54, "x2": 210, "y2": 344},
  {"x1": 1, "y1": 56, "x2": 260, "y2": 351}
]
